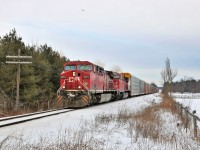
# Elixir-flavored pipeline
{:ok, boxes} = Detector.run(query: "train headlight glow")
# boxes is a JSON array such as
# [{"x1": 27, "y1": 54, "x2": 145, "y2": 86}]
[
  {"x1": 73, "y1": 71, "x2": 76, "y2": 77},
  {"x1": 78, "y1": 86, "x2": 81, "y2": 89}
]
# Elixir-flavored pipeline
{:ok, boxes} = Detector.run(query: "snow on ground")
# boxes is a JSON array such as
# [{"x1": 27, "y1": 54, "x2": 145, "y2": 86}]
[
  {"x1": 0, "y1": 94, "x2": 160, "y2": 142},
  {"x1": 0, "y1": 93, "x2": 199, "y2": 149},
  {"x1": 0, "y1": 109, "x2": 73, "y2": 126},
  {"x1": 173, "y1": 93, "x2": 200, "y2": 135},
  {"x1": 173, "y1": 93, "x2": 200, "y2": 117}
]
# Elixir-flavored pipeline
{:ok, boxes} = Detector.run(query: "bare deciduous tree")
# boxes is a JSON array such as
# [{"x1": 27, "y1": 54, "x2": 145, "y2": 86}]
[{"x1": 161, "y1": 58, "x2": 178, "y2": 96}]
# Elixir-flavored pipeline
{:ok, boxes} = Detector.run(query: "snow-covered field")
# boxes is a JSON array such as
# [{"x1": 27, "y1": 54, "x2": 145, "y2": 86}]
[
  {"x1": 0, "y1": 94, "x2": 199, "y2": 149},
  {"x1": 173, "y1": 92, "x2": 200, "y2": 136},
  {"x1": 0, "y1": 94, "x2": 160, "y2": 141},
  {"x1": 173, "y1": 93, "x2": 200, "y2": 117}
]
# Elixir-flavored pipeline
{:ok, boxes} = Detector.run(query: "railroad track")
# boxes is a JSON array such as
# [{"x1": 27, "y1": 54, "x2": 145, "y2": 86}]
[
  {"x1": 0, "y1": 94, "x2": 155, "y2": 128},
  {"x1": 0, "y1": 109, "x2": 74, "y2": 128},
  {"x1": 0, "y1": 97, "x2": 128, "y2": 128}
]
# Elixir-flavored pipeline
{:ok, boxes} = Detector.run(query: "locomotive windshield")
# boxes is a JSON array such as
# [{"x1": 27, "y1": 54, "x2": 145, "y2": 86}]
[
  {"x1": 113, "y1": 75, "x2": 120, "y2": 79},
  {"x1": 78, "y1": 65, "x2": 92, "y2": 71},
  {"x1": 65, "y1": 65, "x2": 76, "y2": 70}
]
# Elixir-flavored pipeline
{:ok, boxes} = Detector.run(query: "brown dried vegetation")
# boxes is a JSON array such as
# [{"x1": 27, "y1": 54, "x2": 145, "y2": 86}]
[{"x1": 1, "y1": 95, "x2": 199, "y2": 149}]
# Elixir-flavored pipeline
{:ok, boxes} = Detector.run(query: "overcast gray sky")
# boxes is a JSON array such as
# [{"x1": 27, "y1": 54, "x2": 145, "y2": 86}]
[{"x1": 0, "y1": 0, "x2": 200, "y2": 86}]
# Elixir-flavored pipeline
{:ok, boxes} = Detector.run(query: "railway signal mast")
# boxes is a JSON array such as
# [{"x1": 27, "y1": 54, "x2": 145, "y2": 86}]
[{"x1": 6, "y1": 49, "x2": 32, "y2": 110}]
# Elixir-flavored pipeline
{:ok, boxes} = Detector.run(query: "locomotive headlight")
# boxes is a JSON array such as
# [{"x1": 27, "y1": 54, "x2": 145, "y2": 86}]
[
  {"x1": 73, "y1": 71, "x2": 76, "y2": 77},
  {"x1": 78, "y1": 86, "x2": 81, "y2": 89}
]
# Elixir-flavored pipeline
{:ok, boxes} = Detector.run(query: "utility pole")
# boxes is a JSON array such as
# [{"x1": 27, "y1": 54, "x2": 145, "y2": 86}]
[{"x1": 6, "y1": 49, "x2": 32, "y2": 110}]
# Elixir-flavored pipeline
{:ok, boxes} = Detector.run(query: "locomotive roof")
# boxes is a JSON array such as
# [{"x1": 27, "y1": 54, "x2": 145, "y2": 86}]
[
  {"x1": 64, "y1": 61, "x2": 94, "y2": 66},
  {"x1": 64, "y1": 61, "x2": 105, "y2": 70}
]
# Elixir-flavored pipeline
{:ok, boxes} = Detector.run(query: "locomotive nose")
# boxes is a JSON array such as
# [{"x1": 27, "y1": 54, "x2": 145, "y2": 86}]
[{"x1": 64, "y1": 70, "x2": 89, "y2": 91}]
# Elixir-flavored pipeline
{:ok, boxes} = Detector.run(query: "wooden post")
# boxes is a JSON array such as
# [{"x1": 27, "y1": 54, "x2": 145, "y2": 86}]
[
  {"x1": 3, "y1": 101, "x2": 5, "y2": 110},
  {"x1": 16, "y1": 49, "x2": 21, "y2": 111},
  {"x1": 176, "y1": 102, "x2": 178, "y2": 112},
  {"x1": 193, "y1": 116, "x2": 198, "y2": 138},
  {"x1": 37, "y1": 100, "x2": 39, "y2": 110},
  {"x1": 6, "y1": 49, "x2": 32, "y2": 110},
  {"x1": 48, "y1": 101, "x2": 50, "y2": 109},
  {"x1": 180, "y1": 104, "x2": 182, "y2": 117},
  {"x1": 185, "y1": 107, "x2": 188, "y2": 133}
]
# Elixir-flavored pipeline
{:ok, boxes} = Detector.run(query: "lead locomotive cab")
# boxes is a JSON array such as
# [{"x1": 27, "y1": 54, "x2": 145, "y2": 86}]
[
  {"x1": 60, "y1": 61, "x2": 93, "y2": 90},
  {"x1": 58, "y1": 61, "x2": 104, "y2": 108}
]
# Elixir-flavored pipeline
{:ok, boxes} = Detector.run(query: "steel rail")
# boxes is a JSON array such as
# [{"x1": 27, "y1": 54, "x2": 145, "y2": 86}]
[
  {"x1": 0, "y1": 93, "x2": 156, "y2": 128},
  {"x1": 0, "y1": 109, "x2": 64, "y2": 122},
  {"x1": 0, "y1": 109, "x2": 74, "y2": 128}
]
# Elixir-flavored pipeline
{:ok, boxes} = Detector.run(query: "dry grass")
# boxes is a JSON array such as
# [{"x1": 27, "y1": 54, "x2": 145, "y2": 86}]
[
  {"x1": 132, "y1": 105, "x2": 161, "y2": 142},
  {"x1": 161, "y1": 94, "x2": 177, "y2": 112},
  {"x1": 161, "y1": 94, "x2": 199, "y2": 139},
  {"x1": 0, "y1": 95, "x2": 200, "y2": 149}
]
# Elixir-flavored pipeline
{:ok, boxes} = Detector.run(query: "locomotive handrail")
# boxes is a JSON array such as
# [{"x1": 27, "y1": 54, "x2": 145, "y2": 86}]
[
  {"x1": 77, "y1": 80, "x2": 90, "y2": 95},
  {"x1": 57, "y1": 80, "x2": 66, "y2": 95},
  {"x1": 78, "y1": 80, "x2": 89, "y2": 91}
]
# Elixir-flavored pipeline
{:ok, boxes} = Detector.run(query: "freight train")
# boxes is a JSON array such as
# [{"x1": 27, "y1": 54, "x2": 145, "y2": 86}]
[{"x1": 57, "y1": 61, "x2": 158, "y2": 108}]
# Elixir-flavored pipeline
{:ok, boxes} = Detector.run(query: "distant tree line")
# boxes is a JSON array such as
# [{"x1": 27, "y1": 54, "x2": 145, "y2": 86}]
[
  {"x1": 160, "y1": 58, "x2": 200, "y2": 94},
  {"x1": 0, "y1": 29, "x2": 68, "y2": 110},
  {"x1": 172, "y1": 77, "x2": 200, "y2": 93}
]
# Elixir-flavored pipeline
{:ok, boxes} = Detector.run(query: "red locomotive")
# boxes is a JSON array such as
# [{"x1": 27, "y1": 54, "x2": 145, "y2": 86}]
[{"x1": 57, "y1": 61, "x2": 158, "y2": 108}]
